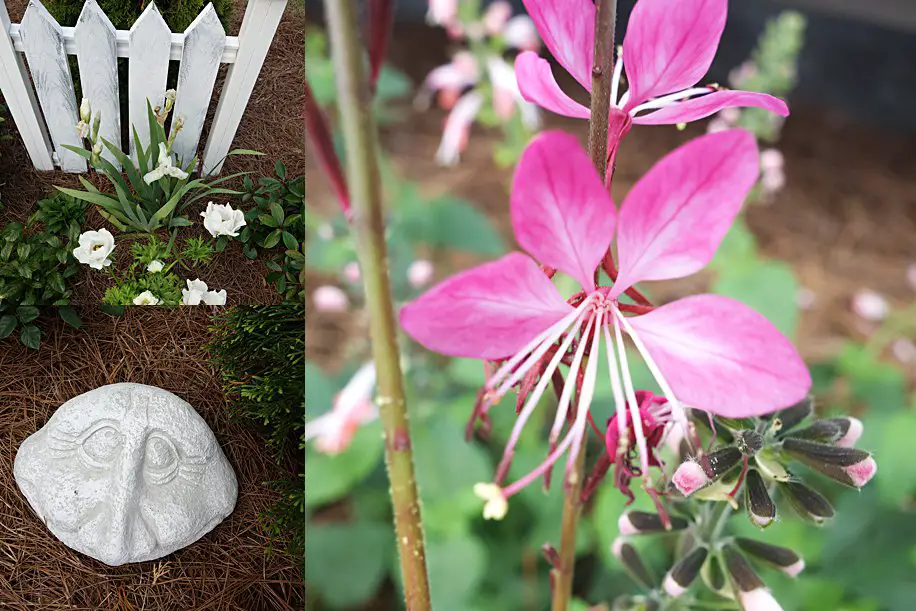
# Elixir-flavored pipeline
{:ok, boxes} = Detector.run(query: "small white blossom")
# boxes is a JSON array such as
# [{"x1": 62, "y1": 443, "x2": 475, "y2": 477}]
[
  {"x1": 132, "y1": 291, "x2": 160, "y2": 306},
  {"x1": 181, "y1": 278, "x2": 209, "y2": 305},
  {"x1": 143, "y1": 143, "x2": 189, "y2": 184},
  {"x1": 473, "y1": 483, "x2": 508, "y2": 520},
  {"x1": 312, "y1": 285, "x2": 349, "y2": 312},
  {"x1": 146, "y1": 260, "x2": 164, "y2": 273},
  {"x1": 407, "y1": 260, "x2": 434, "y2": 288},
  {"x1": 202, "y1": 289, "x2": 227, "y2": 306},
  {"x1": 73, "y1": 229, "x2": 115, "y2": 270},
  {"x1": 851, "y1": 290, "x2": 889, "y2": 322},
  {"x1": 79, "y1": 98, "x2": 91, "y2": 123},
  {"x1": 76, "y1": 120, "x2": 90, "y2": 139},
  {"x1": 200, "y1": 201, "x2": 246, "y2": 238}
]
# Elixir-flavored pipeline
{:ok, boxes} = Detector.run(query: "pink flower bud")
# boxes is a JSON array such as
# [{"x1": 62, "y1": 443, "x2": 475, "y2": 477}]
[
  {"x1": 610, "y1": 537, "x2": 626, "y2": 559},
  {"x1": 739, "y1": 588, "x2": 783, "y2": 611},
  {"x1": 892, "y1": 338, "x2": 916, "y2": 364},
  {"x1": 836, "y1": 417, "x2": 863, "y2": 448},
  {"x1": 760, "y1": 167, "x2": 786, "y2": 195},
  {"x1": 408, "y1": 260, "x2": 434, "y2": 288},
  {"x1": 663, "y1": 572, "x2": 687, "y2": 597},
  {"x1": 781, "y1": 558, "x2": 805, "y2": 577},
  {"x1": 617, "y1": 512, "x2": 639, "y2": 535},
  {"x1": 343, "y1": 261, "x2": 361, "y2": 284},
  {"x1": 760, "y1": 149, "x2": 784, "y2": 172},
  {"x1": 706, "y1": 118, "x2": 730, "y2": 134},
  {"x1": 482, "y1": 0, "x2": 512, "y2": 35},
  {"x1": 312, "y1": 285, "x2": 349, "y2": 313},
  {"x1": 795, "y1": 287, "x2": 815, "y2": 310},
  {"x1": 719, "y1": 107, "x2": 741, "y2": 125},
  {"x1": 672, "y1": 460, "x2": 708, "y2": 496},
  {"x1": 844, "y1": 456, "x2": 877, "y2": 488},
  {"x1": 851, "y1": 290, "x2": 889, "y2": 322},
  {"x1": 503, "y1": 16, "x2": 540, "y2": 52}
]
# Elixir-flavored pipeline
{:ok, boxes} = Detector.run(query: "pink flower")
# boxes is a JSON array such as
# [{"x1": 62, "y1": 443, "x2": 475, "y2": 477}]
[
  {"x1": 408, "y1": 260, "x2": 435, "y2": 288},
  {"x1": 504, "y1": 16, "x2": 540, "y2": 52},
  {"x1": 400, "y1": 130, "x2": 810, "y2": 511},
  {"x1": 482, "y1": 1, "x2": 513, "y2": 35},
  {"x1": 426, "y1": 0, "x2": 458, "y2": 28},
  {"x1": 851, "y1": 289, "x2": 889, "y2": 322},
  {"x1": 436, "y1": 92, "x2": 484, "y2": 166},
  {"x1": 515, "y1": 0, "x2": 788, "y2": 165},
  {"x1": 305, "y1": 363, "x2": 378, "y2": 455},
  {"x1": 312, "y1": 285, "x2": 349, "y2": 313}
]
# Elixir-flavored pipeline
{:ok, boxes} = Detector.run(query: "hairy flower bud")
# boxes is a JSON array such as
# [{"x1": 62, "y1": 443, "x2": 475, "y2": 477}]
[
  {"x1": 611, "y1": 539, "x2": 655, "y2": 589},
  {"x1": 833, "y1": 417, "x2": 863, "y2": 447},
  {"x1": 771, "y1": 397, "x2": 812, "y2": 433},
  {"x1": 735, "y1": 430, "x2": 764, "y2": 456},
  {"x1": 706, "y1": 446, "x2": 743, "y2": 479},
  {"x1": 672, "y1": 460, "x2": 708, "y2": 496},
  {"x1": 724, "y1": 546, "x2": 765, "y2": 593},
  {"x1": 735, "y1": 538, "x2": 805, "y2": 577},
  {"x1": 739, "y1": 587, "x2": 784, "y2": 611},
  {"x1": 618, "y1": 511, "x2": 687, "y2": 535},
  {"x1": 664, "y1": 546, "x2": 708, "y2": 597},
  {"x1": 745, "y1": 469, "x2": 776, "y2": 527},
  {"x1": 781, "y1": 481, "x2": 834, "y2": 524}
]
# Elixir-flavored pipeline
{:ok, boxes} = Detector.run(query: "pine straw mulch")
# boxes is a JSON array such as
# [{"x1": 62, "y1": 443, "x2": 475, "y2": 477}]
[
  {"x1": 0, "y1": 0, "x2": 304, "y2": 305},
  {"x1": 307, "y1": 23, "x2": 916, "y2": 373},
  {"x1": 0, "y1": 307, "x2": 304, "y2": 610}
]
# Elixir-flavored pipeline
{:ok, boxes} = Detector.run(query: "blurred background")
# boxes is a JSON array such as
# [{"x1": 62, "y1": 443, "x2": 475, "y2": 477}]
[{"x1": 305, "y1": 1, "x2": 916, "y2": 609}]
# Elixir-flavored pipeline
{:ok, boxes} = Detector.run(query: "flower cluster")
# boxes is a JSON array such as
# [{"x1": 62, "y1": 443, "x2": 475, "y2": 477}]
[{"x1": 420, "y1": 0, "x2": 541, "y2": 165}]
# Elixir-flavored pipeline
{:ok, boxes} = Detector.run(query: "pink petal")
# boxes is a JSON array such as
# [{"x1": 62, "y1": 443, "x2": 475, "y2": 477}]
[
  {"x1": 611, "y1": 129, "x2": 758, "y2": 295},
  {"x1": 515, "y1": 52, "x2": 591, "y2": 119},
  {"x1": 633, "y1": 90, "x2": 790, "y2": 125},
  {"x1": 511, "y1": 131, "x2": 615, "y2": 291},
  {"x1": 628, "y1": 295, "x2": 811, "y2": 417},
  {"x1": 520, "y1": 0, "x2": 595, "y2": 90},
  {"x1": 399, "y1": 252, "x2": 573, "y2": 360},
  {"x1": 622, "y1": 0, "x2": 727, "y2": 110}
]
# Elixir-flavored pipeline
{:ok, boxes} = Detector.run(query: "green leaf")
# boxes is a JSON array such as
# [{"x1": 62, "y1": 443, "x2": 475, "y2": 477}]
[
  {"x1": 227, "y1": 148, "x2": 265, "y2": 156},
  {"x1": 263, "y1": 229, "x2": 282, "y2": 249},
  {"x1": 402, "y1": 194, "x2": 505, "y2": 256},
  {"x1": 871, "y1": 410, "x2": 916, "y2": 505},
  {"x1": 306, "y1": 521, "x2": 392, "y2": 608},
  {"x1": 58, "y1": 307, "x2": 82, "y2": 328},
  {"x1": 425, "y1": 537, "x2": 486, "y2": 611},
  {"x1": 281, "y1": 231, "x2": 298, "y2": 250},
  {"x1": 713, "y1": 259, "x2": 799, "y2": 337},
  {"x1": 16, "y1": 305, "x2": 40, "y2": 324},
  {"x1": 270, "y1": 202, "x2": 285, "y2": 226},
  {"x1": 19, "y1": 324, "x2": 40, "y2": 350},
  {"x1": 100, "y1": 304, "x2": 126, "y2": 317},
  {"x1": 0, "y1": 315, "x2": 17, "y2": 339}
]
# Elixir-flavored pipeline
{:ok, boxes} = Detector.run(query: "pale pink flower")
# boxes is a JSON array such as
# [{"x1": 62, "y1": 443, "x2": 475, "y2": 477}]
[
  {"x1": 706, "y1": 117, "x2": 731, "y2": 134},
  {"x1": 482, "y1": 1, "x2": 512, "y2": 35},
  {"x1": 892, "y1": 338, "x2": 916, "y2": 364},
  {"x1": 436, "y1": 92, "x2": 484, "y2": 166},
  {"x1": 851, "y1": 289, "x2": 889, "y2": 322},
  {"x1": 312, "y1": 285, "x2": 349, "y2": 313},
  {"x1": 796, "y1": 287, "x2": 816, "y2": 310},
  {"x1": 719, "y1": 106, "x2": 742, "y2": 125},
  {"x1": 760, "y1": 149, "x2": 784, "y2": 172},
  {"x1": 503, "y1": 16, "x2": 540, "y2": 52},
  {"x1": 836, "y1": 417, "x2": 863, "y2": 448},
  {"x1": 401, "y1": 130, "x2": 810, "y2": 513},
  {"x1": 408, "y1": 260, "x2": 435, "y2": 288},
  {"x1": 415, "y1": 52, "x2": 480, "y2": 112},
  {"x1": 305, "y1": 363, "x2": 378, "y2": 455},
  {"x1": 739, "y1": 588, "x2": 783, "y2": 611},
  {"x1": 426, "y1": 0, "x2": 458, "y2": 28},
  {"x1": 515, "y1": 0, "x2": 788, "y2": 167},
  {"x1": 343, "y1": 261, "x2": 361, "y2": 284}
]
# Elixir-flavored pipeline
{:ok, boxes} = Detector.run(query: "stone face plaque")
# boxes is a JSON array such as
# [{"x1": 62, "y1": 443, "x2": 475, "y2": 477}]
[{"x1": 13, "y1": 383, "x2": 238, "y2": 566}]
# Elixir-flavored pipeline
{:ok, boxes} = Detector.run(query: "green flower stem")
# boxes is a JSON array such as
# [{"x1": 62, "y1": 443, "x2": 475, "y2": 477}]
[
  {"x1": 551, "y1": 3, "x2": 617, "y2": 610},
  {"x1": 323, "y1": 2, "x2": 432, "y2": 610}
]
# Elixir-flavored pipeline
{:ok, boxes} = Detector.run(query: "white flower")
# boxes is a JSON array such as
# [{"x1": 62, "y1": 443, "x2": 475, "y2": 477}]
[
  {"x1": 79, "y1": 98, "x2": 91, "y2": 123},
  {"x1": 851, "y1": 290, "x2": 889, "y2": 322},
  {"x1": 143, "y1": 143, "x2": 189, "y2": 184},
  {"x1": 407, "y1": 260, "x2": 434, "y2": 288},
  {"x1": 132, "y1": 291, "x2": 160, "y2": 306},
  {"x1": 76, "y1": 120, "x2": 90, "y2": 139},
  {"x1": 181, "y1": 278, "x2": 209, "y2": 305},
  {"x1": 304, "y1": 362, "x2": 378, "y2": 455},
  {"x1": 73, "y1": 229, "x2": 115, "y2": 270},
  {"x1": 436, "y1": 91, "x2": 484, "y2": 166},
  {"x1": 200, "y1": 201, "x2": 246, "y2": 237},
  {"x1": 202, "y1": 289, "x2": 227, "y2": 306},
  {"x1": 146, "y1": 260, "x2": 164, "y2": 273}
]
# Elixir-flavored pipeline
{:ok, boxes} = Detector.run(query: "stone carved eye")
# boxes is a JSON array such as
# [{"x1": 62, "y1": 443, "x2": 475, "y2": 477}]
[
  {"x1": 144, "y1": 433, "x2": 179, "y2": 484},
  {"x1": 79, "y1": 425, "x2": 124, "y2": 467}
]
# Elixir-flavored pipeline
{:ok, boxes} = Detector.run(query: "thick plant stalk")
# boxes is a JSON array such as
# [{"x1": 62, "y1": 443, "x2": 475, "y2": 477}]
[
  {"x1": 551, "y1": 2, "x2": 617, "y2": 610},
  {"x1": 322, "y1": 2, "x2": 432, "y2": 609}
]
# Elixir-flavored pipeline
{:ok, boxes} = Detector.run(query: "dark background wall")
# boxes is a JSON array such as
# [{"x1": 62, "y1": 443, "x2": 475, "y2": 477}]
[{"x1": 306, "y1": 0, "x2": 916, "y2": 133}]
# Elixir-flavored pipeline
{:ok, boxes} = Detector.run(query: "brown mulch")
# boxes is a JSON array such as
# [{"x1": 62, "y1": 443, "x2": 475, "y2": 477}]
[
  {"x1": 0, "y1": 307, "x2": 304, "y2": 610},
  {"x1": 0, "y1": 0, "x2": 304, "y2": 305}
]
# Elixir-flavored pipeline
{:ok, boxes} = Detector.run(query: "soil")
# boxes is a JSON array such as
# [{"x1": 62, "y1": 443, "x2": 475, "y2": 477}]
[
  {"x1": 307, "y1": 23, "x2": 916, "y2": 369},
  {"x1": 0, "y1": 0, "x2": 304, "y2": 306},
  {"x1": 0, "y1": 307, "x2": 304, "y2": 610}
]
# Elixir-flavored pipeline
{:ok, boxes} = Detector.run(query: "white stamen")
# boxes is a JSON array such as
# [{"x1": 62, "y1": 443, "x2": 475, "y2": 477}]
[
  {"x1": 610, "y1": 54, "x2": 625, "y2": 108},
  {"x1": 488, "y1": 295, "x2": 595, "y2": 393},
  {"x1": 630, "y1": 87, "x2": 714, "y2": 115},
  {"x1": 614, "y1": 309, "x2": 689, "y2": 434},
  {"x1": 564, "y1": 310, "x2": 605, "y2": 471},
  {"x1": 502, "y1": 311, "x2": 589, "y2": 455},
  {"x1": 602, "y1": 320, "x2": 629, "y2": 453},
  {"x1": 548, "y1": 314, "x2": 595, "y2": 451},
  {"x1": 612, "y1": 309, "x2": 651, "y2": 478}
]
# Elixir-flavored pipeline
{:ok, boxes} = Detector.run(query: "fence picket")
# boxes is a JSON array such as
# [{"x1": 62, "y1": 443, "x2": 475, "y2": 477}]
[
  {"x1": 128, "y1": 2, "x2": 170, "y2": 159},
  {"x1": 74, "y1": 0, "x2": 120, "y2": 168},
  {"x1": 0, "y1": 0, "x2": 53, "y2": 170},
  {"x1": 201, "y1": 0, "x2": 287, "y2": 175},
  {"x1": 19, "y1": 0, "x2": 85, "y2": 172},
  {"x1": 171, "y1": 3, "x2": 225, "y2": 167}
]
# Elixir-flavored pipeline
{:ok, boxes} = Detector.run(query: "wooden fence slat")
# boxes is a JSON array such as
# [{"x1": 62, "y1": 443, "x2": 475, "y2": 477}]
[
  {"x1": 171, "y1": 3, "x2": 224, "y2": 167},
  {"x1": 74, "y1": 0, "x2": 120, "y2": 168},
  {"x1": 201, "y1": 0, "x2": 287, "y2": 175},
  {"x1": 0, "y1": 0, "x2": 53, "y2": 170},
  {"x1": 128, "y1": 2, "x2": 170, "y2": 159},
  {"x1": 19, "y1": 0, "x2": 85, "y2": 172}
]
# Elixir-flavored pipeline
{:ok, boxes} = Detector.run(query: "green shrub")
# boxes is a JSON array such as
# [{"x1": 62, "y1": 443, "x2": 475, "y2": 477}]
[
  {"x1": 0, "y1": 194, "x2": 86, "y2": 348},
  {"x1": 46, "y1": 0, "x2": 232, "y2": 31},
  {"x1": 230, "y1": 161, "x2": 304, "y2": 302},
  {"x1": 208, "y1": 305, "x2": 304, "y2": 556}
]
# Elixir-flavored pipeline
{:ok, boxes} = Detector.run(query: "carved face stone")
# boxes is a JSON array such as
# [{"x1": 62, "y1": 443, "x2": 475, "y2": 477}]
[{"x1": 14, "y1": 383, "x2": 237, "y2": 566}]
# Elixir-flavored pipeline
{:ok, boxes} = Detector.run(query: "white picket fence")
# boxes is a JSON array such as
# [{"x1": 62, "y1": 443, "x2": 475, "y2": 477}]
[{"x1": 0, "y1": 0, "x2": 287, "y2": 175}]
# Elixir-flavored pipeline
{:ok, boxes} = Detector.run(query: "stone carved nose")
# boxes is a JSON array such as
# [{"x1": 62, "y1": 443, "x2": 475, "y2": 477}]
[{"x1": 96, "y1": 436, "x2": 154, "y2": 565}]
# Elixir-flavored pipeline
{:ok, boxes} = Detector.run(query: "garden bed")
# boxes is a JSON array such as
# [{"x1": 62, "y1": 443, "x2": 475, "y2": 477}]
[
  {"x1": 0, "y1": 307, "x2": 304, "y2": 609},
  {"x1": 0, "y1": 0, "x2": 304, "y2": 307}
]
